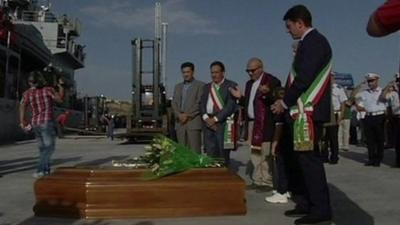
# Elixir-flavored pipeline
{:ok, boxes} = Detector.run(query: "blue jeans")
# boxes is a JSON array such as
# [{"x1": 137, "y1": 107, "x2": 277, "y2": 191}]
[{"x1": 33, "y1": 121, "x2": 56, "y2": 174}]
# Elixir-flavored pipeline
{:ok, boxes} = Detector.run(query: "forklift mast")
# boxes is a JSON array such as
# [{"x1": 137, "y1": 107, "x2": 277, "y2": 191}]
[
  {"x1": 131, "y1": 38, "x2": 163, "y2": 126},
  {"x1": 124, "y1": 2, "x2": 170, "y2": 139}
]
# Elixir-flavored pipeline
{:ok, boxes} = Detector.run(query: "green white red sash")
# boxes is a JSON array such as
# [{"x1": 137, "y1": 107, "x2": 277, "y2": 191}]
[
  {"x1": 209, "y1": 83, "x2": 237, "y2": 150},
  {"x1": 210, "y1": 83, "x2": 224, "y2": 111},
  {"x1": 289, "y1": 60, "x2": 332, "y2": 151}
]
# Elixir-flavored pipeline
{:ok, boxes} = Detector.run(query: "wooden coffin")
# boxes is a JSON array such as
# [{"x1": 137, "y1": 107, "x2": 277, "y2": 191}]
[{"x1": 33, "y1": 167, "x2": 246, "y2": 219}]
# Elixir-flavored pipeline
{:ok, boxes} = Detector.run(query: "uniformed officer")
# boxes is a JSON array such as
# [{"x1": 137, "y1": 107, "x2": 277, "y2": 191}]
[
  {"x1": 356, "y1": 73, "x2": 387, "y2": 167},
  {"x1": 323, "y1": 76, "x2": 348, "y2": 164},
  {"x1": 381, "y1": 73, "x2": 400, "y2": 167}
]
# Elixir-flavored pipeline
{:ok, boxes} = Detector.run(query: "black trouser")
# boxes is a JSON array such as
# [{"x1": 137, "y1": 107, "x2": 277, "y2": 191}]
[
  {"x1": 364, "y1": 115, "x2": 385, "y2": 164},
  {"x1": 360, "y1": 119, "x2": 367, "y2": 145},
  {"x1": 275, "y1": 122, "x2": 296, "y2": 195},
  {"x1": 291, "y1": 123, "x2": 332, "y2": 217},
  {"x1": 385, "y1": 116, "x2": 395, "y2": 148},
  {"x1": 349, "y1": 124, "x2": 358, "y2": 145},
  {"x1": 393, "y1": 117, "x2": 400, "y2": 166},
  {"x1": 203, "y1": 124, "x2": 231, "y2": 166},
  {"x1": 322, "y1": 124, "x2": 339, "y2": 162}
]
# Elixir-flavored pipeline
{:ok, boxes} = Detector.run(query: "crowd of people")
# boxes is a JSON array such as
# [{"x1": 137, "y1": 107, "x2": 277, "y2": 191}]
[
  {"x1": 170, "y1": 5, "x2": 333, "y2": 224},
  {"x1": 18, "y1": 1, "x2": 400, "y2": 225},
  {"x1": 169, "y1": 3, "x2": 400, "y2": 224}
]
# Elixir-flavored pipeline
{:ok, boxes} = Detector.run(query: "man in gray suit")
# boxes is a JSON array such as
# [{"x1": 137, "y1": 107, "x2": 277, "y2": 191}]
[
  {"x1": 200, "y1": 61, "x2": 238, "y2": 165},
  {"x1": 172, "y1": 62, "x2": 205, "y2": 153}
]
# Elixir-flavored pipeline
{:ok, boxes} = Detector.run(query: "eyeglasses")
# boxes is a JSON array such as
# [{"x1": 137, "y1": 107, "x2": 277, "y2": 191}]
[
  {"x1": 367, "y1": 79, "x2": 376, "y2": 83},
  {"x1": 246, "y1": 68, "x2": 259, "y2": 73}
]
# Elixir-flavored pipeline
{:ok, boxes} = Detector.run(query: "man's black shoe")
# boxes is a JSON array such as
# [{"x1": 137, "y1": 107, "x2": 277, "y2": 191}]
[
  {"x1": 294, "y1": 215, "x2": 332, "y2": 224},
  {"x1": 255, "y1": 185, "x2": 273, "y2": 193},
  {"x1": 328, "y1": 160, "x2": 338, "y2": 165},
  {"x1": 321, "y1": 158, "x2": 329, "y2": 163},
  {"x1": 364, "y1": 161, "x2": 374, "y2": 166},
  {"x1": 284, "y1": 208, "x2": 309, "y2": 217},
  {"x1": 245, "y1": 183, "x2": 258, "y2": 190}
]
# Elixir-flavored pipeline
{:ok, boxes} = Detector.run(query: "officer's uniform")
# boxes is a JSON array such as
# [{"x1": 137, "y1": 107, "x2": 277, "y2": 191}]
[{"x1": 356, "y1": 73, "x2": 387, "y2": 166}]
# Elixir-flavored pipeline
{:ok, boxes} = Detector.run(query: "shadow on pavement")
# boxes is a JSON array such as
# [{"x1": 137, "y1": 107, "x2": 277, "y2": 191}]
[
  {"x1": 0, "y1": 157, "x2": 37, "y2": 166},
  {"x1": 229, "y1": 158, "x2": 245, "y2": 173},
  {"x1": 133, "y1": 222, "x2": 155, "y2": 225},
  {"x1": 0, "y1": 157, "x2": 82, "y2": 177},
  {"x1": 245, "y1": 160, "x2": 254, "y2": 179},
  {"x1": 330, "y1": 184, "x2": 374, "y2": 225},
  {"x1": 340, "y1": 148, "x2": 396, "y2": 167}
]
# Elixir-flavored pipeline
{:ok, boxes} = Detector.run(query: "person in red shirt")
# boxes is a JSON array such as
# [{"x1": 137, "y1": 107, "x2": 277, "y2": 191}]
[
  {"x1": 19, "y1": 71, "x2": 64, "y2": 178},
  {"x1": 56, "y1": 110, "x2": 71, "y2": 138},
  {"x1": 367, "y1": 0, "x2": 400, "y2": 37}
]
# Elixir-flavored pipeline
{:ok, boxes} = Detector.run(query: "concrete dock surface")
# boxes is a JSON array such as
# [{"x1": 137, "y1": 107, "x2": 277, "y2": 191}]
[{"x1": 1, "y1": 136, "x2": 399, "y2": 225}]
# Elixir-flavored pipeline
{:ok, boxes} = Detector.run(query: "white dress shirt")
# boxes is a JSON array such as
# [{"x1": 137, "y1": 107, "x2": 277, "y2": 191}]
[
  {"x1": 332, "y1": 84, "x2": 348, "y2": 111},
  {"x1": 203, "y1": 79, "x2": 225, "y2": 121},
  {"x1": 247, "y1": 74, "x2": 263, "y2": 119}
]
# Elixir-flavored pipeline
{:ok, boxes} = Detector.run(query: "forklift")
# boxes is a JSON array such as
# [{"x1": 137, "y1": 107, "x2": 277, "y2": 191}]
[{"x1": 118, "y1": 3, "x2": 173, "y2": 141}]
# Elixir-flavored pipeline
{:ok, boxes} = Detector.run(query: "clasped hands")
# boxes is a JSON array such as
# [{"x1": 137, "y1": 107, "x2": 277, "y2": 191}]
[
  {"x1": 178, "y1": 113, "x2": 190, "y2": 124},
  {"x1": 271, "y1": 99, "x2": 286, "y2": 114},
  {"x1": 205, "y1": 116, "x2": 218, "y2": 131}
]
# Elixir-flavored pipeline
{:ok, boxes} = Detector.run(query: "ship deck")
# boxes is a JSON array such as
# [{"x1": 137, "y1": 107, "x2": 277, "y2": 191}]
[{"x1": 0, "y1": 137, "x2": 399, "y2": 225}]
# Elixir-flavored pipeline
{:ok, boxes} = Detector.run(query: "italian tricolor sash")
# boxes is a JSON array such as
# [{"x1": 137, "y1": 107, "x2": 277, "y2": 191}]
[
  {"x1": 209, "y1": 84, "x2": 237, "y2": 150},
  {"x1": 289, "y1": 60, "x2": 332, "y2": 151}
]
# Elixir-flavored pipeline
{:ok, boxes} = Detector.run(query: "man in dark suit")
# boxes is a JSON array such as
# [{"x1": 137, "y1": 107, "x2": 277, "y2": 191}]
[
  {"x1": 272, "y1": 5, "x2": 332, "y2": 224},
  {"x1": 200, "y1": 61, "x2": 238, "y2": 165},
  {"x1": 172, "y1": 62, "x2": 205, "y2": 153}
]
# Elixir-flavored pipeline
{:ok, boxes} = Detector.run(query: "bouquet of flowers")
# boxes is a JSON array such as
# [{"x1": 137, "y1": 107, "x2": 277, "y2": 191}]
[{"x1": 112, "y1": 136, "x2": 223, "y2": 179}]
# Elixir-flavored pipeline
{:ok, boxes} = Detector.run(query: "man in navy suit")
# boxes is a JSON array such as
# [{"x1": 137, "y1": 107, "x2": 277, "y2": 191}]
[{"x1": 272, "y1": 5, "x2": 332, "y2": 224}]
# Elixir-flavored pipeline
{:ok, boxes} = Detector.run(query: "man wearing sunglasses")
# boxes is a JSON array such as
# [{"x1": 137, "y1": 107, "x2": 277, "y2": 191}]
[
  {"x1": 355, "y1": 73, "x2": 387, "y2": 167},
  {"x1": 230, "y1": 58, "x2": 282, "y2": 191}
]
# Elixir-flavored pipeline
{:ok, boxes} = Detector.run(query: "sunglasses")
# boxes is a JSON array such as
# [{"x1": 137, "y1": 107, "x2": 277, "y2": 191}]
[
  {"x1": 246, "y1": 68, "x2": 259, "y2": 73},
  {"x1": 367, "y1": 79, "x2": 376, "y2": 83}
]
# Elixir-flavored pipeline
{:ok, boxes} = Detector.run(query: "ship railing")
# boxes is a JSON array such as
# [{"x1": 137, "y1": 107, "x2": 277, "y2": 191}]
[
  {"x1": 21, "y1": 11, "x2": 57, "y2": 23},
  {"x1": 59, "y1": 16, "x2": 81, "y2": 37},
  {"x1": 43, "y1": 37, "x2": 65, "y2": 49},
  {"x1": 68, "y1": 41, "x2": 85, "y2": 63},
  {"x1": 44, "y1": 38, "x2": 85, "y2": 62}
]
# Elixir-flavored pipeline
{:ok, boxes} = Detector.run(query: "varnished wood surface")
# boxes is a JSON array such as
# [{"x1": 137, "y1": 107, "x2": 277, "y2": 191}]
[{"x1": 34, "y1": 167, "x2": 247, "y2": 219}]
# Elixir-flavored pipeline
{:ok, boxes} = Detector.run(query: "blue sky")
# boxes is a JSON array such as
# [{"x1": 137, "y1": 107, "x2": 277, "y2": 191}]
[{"x1": 52, "y1": 0, "x2": 399, "y2": 100}]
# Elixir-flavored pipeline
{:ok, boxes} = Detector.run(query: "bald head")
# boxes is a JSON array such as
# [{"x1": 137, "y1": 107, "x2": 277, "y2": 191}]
[
  {"x1": 246, "y1": 57, "x2": 264, "y2": 80},
  {"x1": 247, "y1": 57, "x2": 263, "y2": 69}
]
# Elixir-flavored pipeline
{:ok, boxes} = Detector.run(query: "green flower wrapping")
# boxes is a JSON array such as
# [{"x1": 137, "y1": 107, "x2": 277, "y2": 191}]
[{"x1": 143, "y1": 136, "x2": 222, "y2": 179}]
